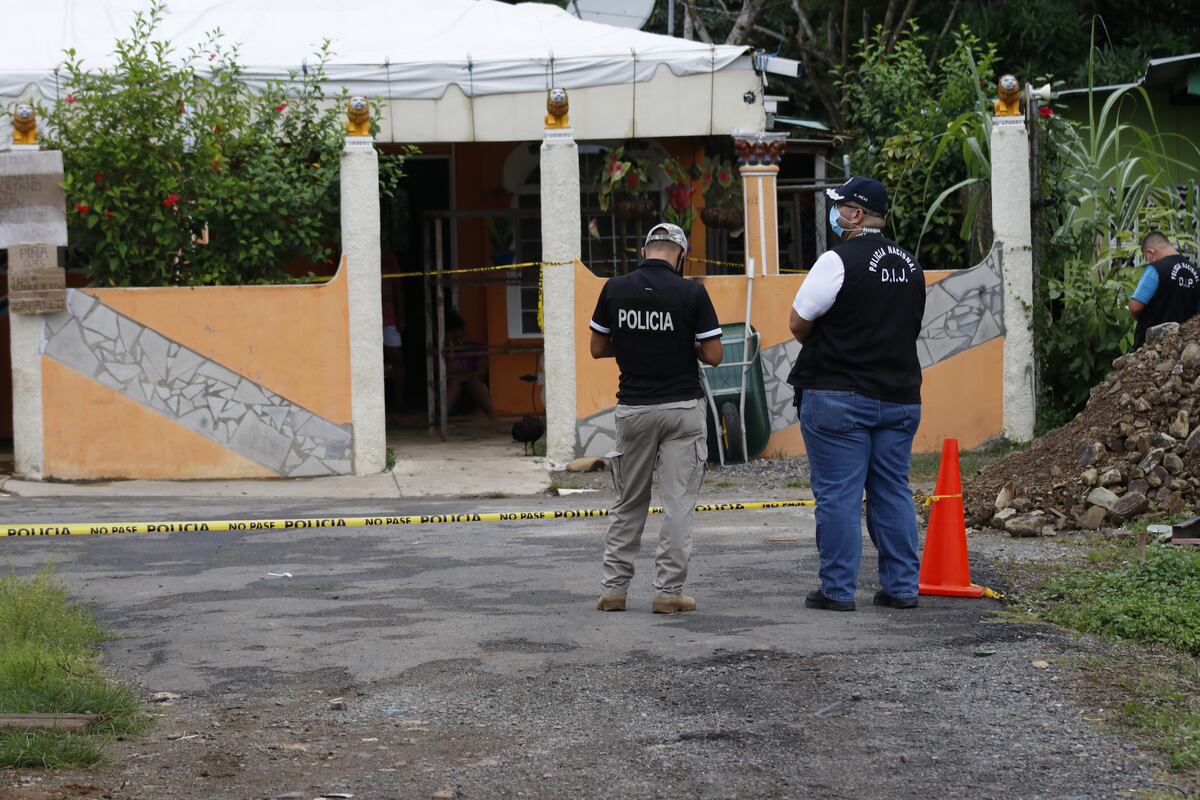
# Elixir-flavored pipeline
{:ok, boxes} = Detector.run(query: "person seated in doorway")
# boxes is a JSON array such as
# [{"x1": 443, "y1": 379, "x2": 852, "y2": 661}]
[
  {"x1": 381, "y1": 249, "x2": 407, "y2": 416},
  {"x1": 446, "y1": 311, "x2": 497, "y2": 422}
]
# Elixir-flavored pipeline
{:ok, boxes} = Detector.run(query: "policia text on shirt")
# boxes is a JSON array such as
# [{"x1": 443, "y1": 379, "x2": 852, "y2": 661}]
[{"x1": 588, "y1": 223, "x2": 723, "y2": 616}]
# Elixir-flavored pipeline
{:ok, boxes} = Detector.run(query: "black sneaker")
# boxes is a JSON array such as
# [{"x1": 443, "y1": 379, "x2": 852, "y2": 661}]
[
  {"x1": 873, "y1": 590, "x2": 919, "y2": 609},
  {"x1": 805, "y1": 589, "x2": 856, "y2": 612}
]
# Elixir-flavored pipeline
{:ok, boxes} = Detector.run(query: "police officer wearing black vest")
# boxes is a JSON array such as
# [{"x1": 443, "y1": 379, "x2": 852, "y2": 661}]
[
  {"x1": 787, "y1": 176, "x2": 926, "y2": 612},
  {"x1": 589, "y1": 223, "x2": 723, "y2": 614},
  {"x1": 1129, "y1": 231, "x2": 1200, "y2": 348}
]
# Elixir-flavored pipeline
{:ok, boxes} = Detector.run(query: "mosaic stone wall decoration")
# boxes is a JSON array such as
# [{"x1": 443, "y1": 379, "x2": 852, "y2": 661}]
[
  {"x1": 576, "y1": 245, "x2": 1006, "y2": 457},
  {"x1": 42, "y1": 289, "x2": 354, "y2": 477}
]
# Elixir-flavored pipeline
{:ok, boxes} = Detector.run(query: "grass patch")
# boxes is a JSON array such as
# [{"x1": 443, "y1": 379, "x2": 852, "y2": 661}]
[
  {"x1": 1015, "y1": 542, "x2": 1200, "y2": 783},
  {"x1": 785, "y1": 479, "x2": 809, "y2": 489},
  {"x1": 1032, "y1": 546, "x2": 1200, "y2": 655},
  {"x1": 385, "y1": 447, "x2": 396, "y2": 470},
  {"x1": 1081, "y1": 650, "x2": 1200, "y2": 785},
  {"x1": 481, "y1": 490, "x2": 508, "y2": 499},
  {"x1": 910, "y1": 438, "x2": 1027, "y2": 482},
  {"x1": 0, "y1": 567, "x2": 149, "y2": 769}
]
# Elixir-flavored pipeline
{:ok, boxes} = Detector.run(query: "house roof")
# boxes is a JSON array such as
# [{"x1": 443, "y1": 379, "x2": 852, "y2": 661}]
[
  {"x1": 0, "y1": 0, "x2": 751, "y2": 101},
  {"x1": 1059, "y1": 52, "x2": 1200, "y2": 96}
]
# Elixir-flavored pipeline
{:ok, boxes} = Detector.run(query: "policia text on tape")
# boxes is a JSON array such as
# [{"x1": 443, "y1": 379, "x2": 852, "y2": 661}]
[{"x1": 2, "y1": 500, "x2": 816, "y2": 538}]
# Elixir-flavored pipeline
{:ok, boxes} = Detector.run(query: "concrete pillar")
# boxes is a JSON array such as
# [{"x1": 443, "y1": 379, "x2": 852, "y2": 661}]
[
  {"x1": 990, "y1": 117, "x2": 1036, "y2": 442},
  {"x1": 4, "y1": 148, "x2": 67, "y2": 480},
  {"x1": 733, "y1": 131, "x2": 788, "y2": 275},
  {"x1": 10, "y1": 314, "x2": 43, "y2": 478},
  {"x1": 540, "y1": 108, "x2": 581, "y2": 466},
  {"x1": 340, "y1": 135, "x2": 387, "y2": 474}
]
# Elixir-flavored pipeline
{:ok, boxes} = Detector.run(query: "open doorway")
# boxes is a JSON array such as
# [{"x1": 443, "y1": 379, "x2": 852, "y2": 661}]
[{"x1": 382, "y1": 155, "x2": 451, "y2": 426}]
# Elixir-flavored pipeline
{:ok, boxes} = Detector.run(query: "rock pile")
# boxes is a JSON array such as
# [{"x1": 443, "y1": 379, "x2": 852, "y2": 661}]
[{"x1": 964, "y1": 318, "x2": 1200, "y2": 534}]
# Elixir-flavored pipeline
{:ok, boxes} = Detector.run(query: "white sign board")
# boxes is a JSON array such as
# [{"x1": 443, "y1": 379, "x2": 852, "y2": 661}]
[{"x1": 0, "y1": 150, "x2": 67, "y2": 249}]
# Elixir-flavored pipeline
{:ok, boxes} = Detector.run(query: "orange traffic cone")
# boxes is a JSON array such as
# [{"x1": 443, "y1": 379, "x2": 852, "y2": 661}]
[{"x1": 918, "y1": 438, "x2": 985, "y2": 598}]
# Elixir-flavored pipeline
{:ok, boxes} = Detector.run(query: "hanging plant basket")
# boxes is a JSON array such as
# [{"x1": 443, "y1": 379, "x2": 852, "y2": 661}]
[
  {"x1": 613, "y1": 196, "x2": 655, "y2": 222},
  {"x1": 701, "y1": 205, "x2": 743, "y2": 229}
]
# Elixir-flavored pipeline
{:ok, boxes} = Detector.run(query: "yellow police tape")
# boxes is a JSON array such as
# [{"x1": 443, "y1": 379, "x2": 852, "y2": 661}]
[
  {"x1": 1, "y1": 499, "x2": 816, "y2": 538},
  {"x1": 300, "y1": 259, "x2": 573, "y2": 284}
]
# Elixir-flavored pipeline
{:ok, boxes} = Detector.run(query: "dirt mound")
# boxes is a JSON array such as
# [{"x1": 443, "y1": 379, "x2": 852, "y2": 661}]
[{"x1": 964, "y1": 317, "x2": 1200, "y2": 533}]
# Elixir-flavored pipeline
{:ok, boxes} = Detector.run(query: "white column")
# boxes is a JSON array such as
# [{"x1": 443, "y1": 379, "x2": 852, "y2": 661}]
[
  {"x1": 10, "y1": 314, "x2": 43, "y2": 478},
  {"x1": 990, "y1": 118, "x2": 1036, "y2": 442},
  {"x1": 341, "y1": 139, "x2": 386, "y2": 474},
  {"x1": 540, "y1": 128, "x2": 581, "y2": 466}
]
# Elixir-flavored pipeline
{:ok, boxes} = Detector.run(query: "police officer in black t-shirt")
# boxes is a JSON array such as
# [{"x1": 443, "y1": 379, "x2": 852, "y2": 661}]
[
  {"x1": 1129, "y1": 231, "x2": 1200, "y2": 348},
  {"x1": 787, "y1": 176, "x2": 926, "y2": 612},
  {"x1": 589, "y1": 223, "x2": 723, "y2": 614}
]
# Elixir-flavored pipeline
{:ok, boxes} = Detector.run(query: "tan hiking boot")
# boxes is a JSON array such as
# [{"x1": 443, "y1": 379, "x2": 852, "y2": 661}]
[
  {"x1": 595, "y1": 594, "x2": 627, "y2": 611},
  {"x1": 651, "y1": 593, "x2": 697, "y2": 614}
]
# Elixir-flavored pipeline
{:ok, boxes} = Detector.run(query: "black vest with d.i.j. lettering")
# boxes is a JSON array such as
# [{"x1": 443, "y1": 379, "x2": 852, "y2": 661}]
[
  {"x1": 787, "y1": 233, "x2": 926, "y2": 404},
  {"x1": 1134, "y1": 255, "x2": 1200, "y2": 348}
]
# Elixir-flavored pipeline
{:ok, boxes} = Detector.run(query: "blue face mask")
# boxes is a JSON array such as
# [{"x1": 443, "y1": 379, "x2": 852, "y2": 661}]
[{"x1": 828, "y1": 205, "x2": 846, "y2": 237}]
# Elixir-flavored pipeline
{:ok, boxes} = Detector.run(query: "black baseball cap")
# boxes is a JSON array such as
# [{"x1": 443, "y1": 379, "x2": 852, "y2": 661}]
[{"x1": 826, "y1": 176, "x2": 887, "y2": 215}]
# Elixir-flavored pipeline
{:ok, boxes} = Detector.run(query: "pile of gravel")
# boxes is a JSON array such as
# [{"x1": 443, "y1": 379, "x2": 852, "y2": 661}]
[{"x1": 964, "y1": 317, "x2": 1200, "y2": 534}]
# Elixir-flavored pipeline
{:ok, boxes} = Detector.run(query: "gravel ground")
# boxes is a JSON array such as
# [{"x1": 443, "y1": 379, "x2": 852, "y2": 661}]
[{"x1": 0, "y1": 485, "x2": 1174, "y2": 800}]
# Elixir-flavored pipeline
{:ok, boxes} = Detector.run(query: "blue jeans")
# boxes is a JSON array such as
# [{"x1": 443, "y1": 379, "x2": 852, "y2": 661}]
[{"x1": 799, "y1": 390, "x2": 921, "y2": 604}]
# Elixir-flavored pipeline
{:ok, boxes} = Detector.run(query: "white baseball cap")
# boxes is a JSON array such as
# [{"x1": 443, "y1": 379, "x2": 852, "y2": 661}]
[{"x1": 644, "y1": 222, "x2": 689, "y2": 253}]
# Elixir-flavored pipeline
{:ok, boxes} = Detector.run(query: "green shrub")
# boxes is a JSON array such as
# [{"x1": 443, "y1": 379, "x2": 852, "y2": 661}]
[
  {"x1": 1037, "y1": 547, "x2": 1200, "y2": 655},
  {"x1": 839, "y1": 24, "x2": 996, "y2": 267},
  {"x1": 42, "y1": 1, "x2": 409, "y2": 287}
]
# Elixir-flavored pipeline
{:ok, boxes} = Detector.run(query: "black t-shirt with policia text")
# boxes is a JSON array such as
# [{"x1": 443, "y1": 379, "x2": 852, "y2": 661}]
[{"x1": 589, "y1": 259, "x2": 722, "y2": 405}]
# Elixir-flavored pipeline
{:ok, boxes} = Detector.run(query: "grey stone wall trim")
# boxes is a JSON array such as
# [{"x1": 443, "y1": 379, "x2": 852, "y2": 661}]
[
  {"x1": 575, "y1": 244, "x2": 1006, "y2": 457},
  {"x1": 41, "y1": 290, "x2": 354, "y2": 478}
]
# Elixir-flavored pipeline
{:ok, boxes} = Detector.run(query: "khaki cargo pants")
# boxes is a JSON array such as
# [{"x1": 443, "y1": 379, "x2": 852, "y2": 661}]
[{"x1": 602, "y1": 399, "x2": 708, "y2": 596}]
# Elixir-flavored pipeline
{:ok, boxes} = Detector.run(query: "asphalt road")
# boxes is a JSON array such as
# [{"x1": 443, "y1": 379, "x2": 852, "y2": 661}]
[{"x1": 0, "y1": 493, "x2": 1163, "y2": 799}]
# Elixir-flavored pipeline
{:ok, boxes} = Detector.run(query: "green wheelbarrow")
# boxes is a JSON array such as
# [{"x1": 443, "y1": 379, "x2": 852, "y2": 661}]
[{"x1": 700, "y1": 321, "x2": 771, "y2": 465}]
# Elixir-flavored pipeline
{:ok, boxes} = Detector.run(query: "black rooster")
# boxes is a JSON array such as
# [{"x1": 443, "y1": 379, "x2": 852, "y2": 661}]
[{"x1": 512, "y1": 415, "x2": 545, "y2": 456}]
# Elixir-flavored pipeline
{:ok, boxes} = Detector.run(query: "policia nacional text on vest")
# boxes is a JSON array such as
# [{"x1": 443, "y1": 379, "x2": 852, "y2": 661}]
[
  {"x1": 788, "y1": 233, "x2": 926, "y2": 403},
  {"x1": 1134, "y1": 255, "x2": 1200, "y2": 349}
]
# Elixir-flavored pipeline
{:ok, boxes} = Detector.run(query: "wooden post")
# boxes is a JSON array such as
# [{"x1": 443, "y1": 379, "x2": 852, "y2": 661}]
[
  {"x1": 435, "y1": 217, "x2": 448, "y2": 442},
  {"x1": 424, "y1": 219, "x2": 435, "y2": 433}
]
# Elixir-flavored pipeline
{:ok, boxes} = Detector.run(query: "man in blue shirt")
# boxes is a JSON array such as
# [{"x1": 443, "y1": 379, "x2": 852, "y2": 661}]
[{"x1": 1129, "y1": 231, "x2": 1200, "y2": 348}]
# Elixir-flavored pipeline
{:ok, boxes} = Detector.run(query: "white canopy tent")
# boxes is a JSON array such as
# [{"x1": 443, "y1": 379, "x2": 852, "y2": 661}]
[{"x1": 1, "y1": 0, "x2": 765, "y2": 142}]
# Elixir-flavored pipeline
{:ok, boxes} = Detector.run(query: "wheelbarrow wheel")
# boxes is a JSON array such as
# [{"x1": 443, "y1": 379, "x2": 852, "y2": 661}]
[{"x1": 720, "y1": 402, "x2": 745, "y2": 463}]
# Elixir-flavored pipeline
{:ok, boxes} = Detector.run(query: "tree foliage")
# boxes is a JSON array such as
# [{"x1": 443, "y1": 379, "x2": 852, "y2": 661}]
[{"x1": 42, "y1": 2, "x2": 410, "y2": 287}]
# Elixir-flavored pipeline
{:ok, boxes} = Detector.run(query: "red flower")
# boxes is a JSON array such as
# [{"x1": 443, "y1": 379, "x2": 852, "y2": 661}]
[
  {"x1": 718, "y1": 168, "x2": 733, "y2": 185},
  {"x1": 74, "y1": 203, "x2": 88, "y2": 214},
  {"x1": 667, "y1": 184, "x2": 692, "y2": 212},
  {"x1": 105, "y1": 211, "x2": 114, "y2": 219},
  {"x1": 274, "y1": 103, "x2": 288, "y2": 112},
  {"x1": 93, "y1": 172, "x2": 107, "y2": 183},
  {"x1": 626, "y1": 171, "x2": 640, "y2": 191},
  {"x1": 1039, "y1": 105, "x2": 1054, "y2": 118},
  {"x1": 163, "y1": 194, "x2": 180, "y2": 208},
  {"x1": 66, "y1": 94, "x2": 78, "y2": 104}
]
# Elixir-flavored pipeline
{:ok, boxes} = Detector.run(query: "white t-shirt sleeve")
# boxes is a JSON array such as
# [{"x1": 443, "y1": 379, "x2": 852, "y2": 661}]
[{"x1": 791, "y1": 250, "x2": 845, "y2": 321}]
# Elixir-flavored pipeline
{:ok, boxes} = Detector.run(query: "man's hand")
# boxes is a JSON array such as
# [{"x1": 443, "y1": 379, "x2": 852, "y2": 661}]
[
  {"x1": 590, "y1": 331, "x2": 615, "y2": 359},
  {"x1": 789, "y1": 308, "x2": 815, "y2": 344},
  {"x1": 695, "y1": 337, "x2": 723, "y2": 366}
]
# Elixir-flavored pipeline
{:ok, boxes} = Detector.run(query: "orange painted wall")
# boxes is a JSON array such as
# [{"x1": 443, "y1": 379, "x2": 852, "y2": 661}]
[
  {"x1": 574, "y1": 262, "x2": 1006, "y2": 454},
  {"x1": 42, "y1": 359, "x2": 276, "y2": 479},
  {"x1": 90, "y1": 258, "x2": 352, "y2": 423}
]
